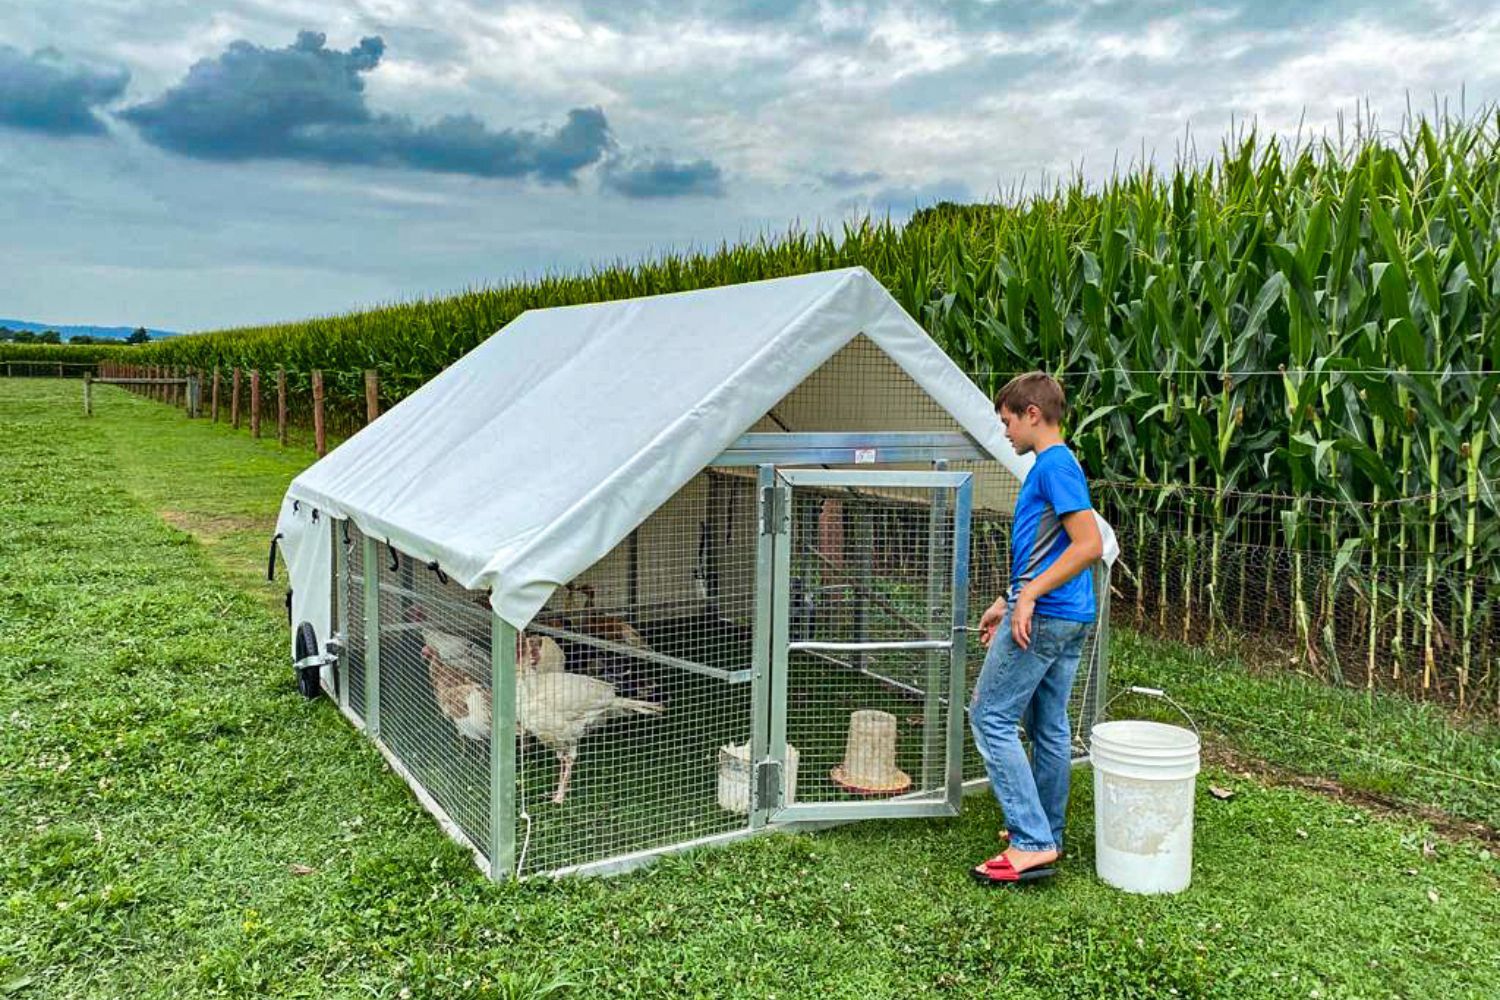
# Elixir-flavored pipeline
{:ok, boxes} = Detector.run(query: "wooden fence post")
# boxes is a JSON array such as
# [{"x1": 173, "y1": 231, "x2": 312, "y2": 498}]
[
  {"x1": 83, "y1": 374, "x2": 92, "y2": 416},
  {"x1": 211, "y1": 368, "x2": 221, "y2": 421},
  {"x1": 277, "y1": 369, "x2": 288, "y2": 447},
  {"x1": 312, "y1": 370, "x2": 326, "y2": 458},
  {"x1": 250, "y1": 370, "x2": 261, "y2": 439},
  {"x1": 365, "y1": 369, "x2": 380, "y2": 424},
  {"x1": 231, "y1": 367, "x2": 241, "y2": 429}
]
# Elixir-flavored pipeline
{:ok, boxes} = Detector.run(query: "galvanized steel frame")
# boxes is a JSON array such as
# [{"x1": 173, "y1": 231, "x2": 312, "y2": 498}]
[
  {"x1": 361, "y1": 534, "x2": 381, "y2": 739},
  {"x1": 331, "y1": 518, "x2": 349, "y2": 712},
  {"x1": 489, "y1": 615, "x2": 517, "y2": 881},
  {"x1": 748, "y1": 464, "x2": 777, "y2": 829},
  {"x1": 714, "y1": 432, "x2": 987, "y2": 467}
]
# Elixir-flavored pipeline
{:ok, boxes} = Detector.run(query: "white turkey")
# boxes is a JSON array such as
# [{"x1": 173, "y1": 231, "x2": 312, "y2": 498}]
[{"x1": 420, "y1": 630, "x2": 663, "y2": 803}]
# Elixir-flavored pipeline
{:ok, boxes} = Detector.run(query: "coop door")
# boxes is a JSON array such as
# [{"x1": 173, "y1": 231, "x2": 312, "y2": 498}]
[{"x1": 764, "y1": 469, "x2": 973, "y2": 822}]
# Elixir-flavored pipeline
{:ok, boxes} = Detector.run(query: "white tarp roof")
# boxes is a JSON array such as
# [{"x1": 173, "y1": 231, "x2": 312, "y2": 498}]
[{"x1": 281, "y1": 266, "x2": 1109, "y2": 629}]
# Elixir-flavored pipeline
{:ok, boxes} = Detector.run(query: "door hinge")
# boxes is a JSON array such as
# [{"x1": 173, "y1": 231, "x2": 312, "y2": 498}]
[
  {"x1": 754, "y1": 758, "x2": 783, "y2": 810},
  {"x1": 759, "y1": 484, "x2": 790, "y2": 536}
]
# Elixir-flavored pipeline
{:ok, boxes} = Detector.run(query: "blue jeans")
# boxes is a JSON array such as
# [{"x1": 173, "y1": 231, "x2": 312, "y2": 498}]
[{"x1": 969, "y1": 612, "x2": 1090, "y2": 853}]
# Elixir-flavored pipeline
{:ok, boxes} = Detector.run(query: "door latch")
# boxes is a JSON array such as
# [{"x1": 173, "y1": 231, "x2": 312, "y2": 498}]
[
  {"x1": 754, "y1": 758, "x2": 783, "y2": 810},
  {"x1": 759, "y1": 485, "x2": 790, "y2": 536}
]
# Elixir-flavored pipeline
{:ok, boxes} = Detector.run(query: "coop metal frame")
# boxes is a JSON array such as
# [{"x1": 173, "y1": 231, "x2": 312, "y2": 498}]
[{"x1": 319, "y1": 431, "x2": 1110, "y2": 880}]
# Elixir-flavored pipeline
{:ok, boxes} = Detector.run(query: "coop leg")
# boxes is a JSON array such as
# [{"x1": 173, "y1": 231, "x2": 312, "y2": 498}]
[{"x1": 552, "y1": 750, "x2": 576, "y2": 804}]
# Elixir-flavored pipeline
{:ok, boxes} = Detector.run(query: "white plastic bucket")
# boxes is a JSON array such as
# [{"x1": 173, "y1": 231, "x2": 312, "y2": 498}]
[
  {"x1": 718, "y1": 742, "x2": 798, "y2": 815},
  {"x1": 1090, "y1": 716, "x2": 1200, "y2": 894}
]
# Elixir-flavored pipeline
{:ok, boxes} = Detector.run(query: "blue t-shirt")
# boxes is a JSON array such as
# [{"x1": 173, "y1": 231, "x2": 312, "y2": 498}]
[{"x1": 1009, "y1": 444, "x2": 1096, "y2": 623}]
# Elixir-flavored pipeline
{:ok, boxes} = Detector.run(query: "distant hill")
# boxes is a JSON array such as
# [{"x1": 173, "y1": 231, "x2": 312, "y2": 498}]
[{"x1": 0, "y1": 318, "x2": 179, "y2": 341}]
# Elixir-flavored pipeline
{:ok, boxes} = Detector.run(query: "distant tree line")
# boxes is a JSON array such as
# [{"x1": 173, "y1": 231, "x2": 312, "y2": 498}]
[{"x1": 0, "y1": 326, "x2": 151, "y2": 345}]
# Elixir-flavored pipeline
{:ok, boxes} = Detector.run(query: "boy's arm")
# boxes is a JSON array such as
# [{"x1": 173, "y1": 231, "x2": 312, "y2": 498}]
[{"x1": 1010, "y1": 509, "x2": 1102, "y2": 650}]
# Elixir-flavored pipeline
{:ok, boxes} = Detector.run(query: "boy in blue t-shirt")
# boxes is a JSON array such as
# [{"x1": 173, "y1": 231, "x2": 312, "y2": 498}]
[{"x1": 970, "y1": 372, "x2": 1103, "y2": 886}]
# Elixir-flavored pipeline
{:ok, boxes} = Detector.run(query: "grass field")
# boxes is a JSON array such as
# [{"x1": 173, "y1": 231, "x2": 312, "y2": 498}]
[{"x1": 2, "y1": 378, "x2": 1497, "y2": 999}]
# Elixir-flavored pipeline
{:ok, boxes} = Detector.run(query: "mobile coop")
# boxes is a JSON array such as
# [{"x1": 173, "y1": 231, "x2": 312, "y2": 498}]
[{"x1": 273, "y1": 267, "x2": 1115, "y2": 879}]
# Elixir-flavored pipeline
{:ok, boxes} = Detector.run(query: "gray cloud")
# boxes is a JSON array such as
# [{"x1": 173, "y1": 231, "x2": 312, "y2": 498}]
[
  {"x1": 602, "y1": 154, "x2": 726, "y2": 198},
  {"x1": 0, "y1": 44, "x2": 129, "y2": 136},
  {"x1": 119, "y1": 31, "x2": 614, "y2": 182},
  {"x1": 4, "y1": 0, "x2": 1499, "y2": 331},
  {"x1": 820, "y1": 169, "x2": 884, "y2": 188}
]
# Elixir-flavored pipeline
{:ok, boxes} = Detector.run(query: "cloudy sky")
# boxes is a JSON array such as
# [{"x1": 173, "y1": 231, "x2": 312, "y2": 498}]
[{"x1": 2, "y1": 1, "x2": 1498, "y2": 332}]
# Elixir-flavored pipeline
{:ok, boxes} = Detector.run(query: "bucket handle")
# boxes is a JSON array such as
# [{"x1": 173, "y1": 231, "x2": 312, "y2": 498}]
[{"x1": 1098, "y1": 686, "x2": 1199, "y2": 741}]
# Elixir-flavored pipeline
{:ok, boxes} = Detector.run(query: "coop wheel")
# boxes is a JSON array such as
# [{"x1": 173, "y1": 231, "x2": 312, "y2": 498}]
[{"x1": 294, "y1": 622, "x2": 323, "y2": 700}]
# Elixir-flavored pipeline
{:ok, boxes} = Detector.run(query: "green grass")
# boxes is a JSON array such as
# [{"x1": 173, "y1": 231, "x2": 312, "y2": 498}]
[
  {"x1": 1108, "y1": 634, "x2": 1500, "y2": 829},
  {"x1": 2, "y1": 379, "x2": 1498, "y2": 999}
]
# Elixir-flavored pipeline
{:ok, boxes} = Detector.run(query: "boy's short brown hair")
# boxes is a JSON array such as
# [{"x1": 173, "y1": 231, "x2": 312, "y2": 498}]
[{"x1": 993, "y1": 371, "x2": 1066, "y2": 424}]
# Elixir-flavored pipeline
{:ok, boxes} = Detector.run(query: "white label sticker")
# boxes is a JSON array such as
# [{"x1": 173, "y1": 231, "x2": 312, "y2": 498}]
[{"x1": 854, "y1": 448, "x2": 877, "y2": 464}]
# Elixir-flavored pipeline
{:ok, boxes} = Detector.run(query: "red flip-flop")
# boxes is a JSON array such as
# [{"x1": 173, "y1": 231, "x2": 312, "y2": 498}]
[
  {"x1": 995, "y1": 830, "x2": 1065, "y2": 859},
  {"x1": 971, "y1": 853, "x2": 1057, "y2": 886}
]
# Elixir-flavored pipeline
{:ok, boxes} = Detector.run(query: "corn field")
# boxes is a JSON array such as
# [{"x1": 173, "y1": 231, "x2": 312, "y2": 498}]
[{"x1": 90, "y1": 111, "x2": 1500, "y2": 709}]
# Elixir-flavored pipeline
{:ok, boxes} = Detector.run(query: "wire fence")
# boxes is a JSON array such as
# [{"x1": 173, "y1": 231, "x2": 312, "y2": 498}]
[
  {"x1": 1, "y1": 359, "x2": 102, "y2": 377},
  {"x1": 62, "y1": 359, "x2": 1500, "y2": 712},
  {"x1": 1098, "y1": 482, "x2": 1500, "y2": 711}
]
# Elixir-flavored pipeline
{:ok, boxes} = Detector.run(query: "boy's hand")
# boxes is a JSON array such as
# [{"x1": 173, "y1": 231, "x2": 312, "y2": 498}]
[
  {"x1": 1011, "y1": 591, "x2": 1037, "y2": 650},
  {"x1": 978, "y1": 597, "x2": 1007, "y2": 647}
]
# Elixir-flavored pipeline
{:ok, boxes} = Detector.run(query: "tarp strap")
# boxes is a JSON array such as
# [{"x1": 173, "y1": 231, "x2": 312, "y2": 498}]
[
  {"x1": 427, "y1": 560, "x2": 448, "y2": 585},
  {"x1": 387, "y1": 539, "x2": 400, "y2": 572},
  {"x1": 267, "y1": 533, "x2": 283, "y2": 582}
]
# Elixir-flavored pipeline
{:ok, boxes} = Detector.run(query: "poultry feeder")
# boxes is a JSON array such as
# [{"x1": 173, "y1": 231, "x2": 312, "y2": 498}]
[
  {"x1": 830, "y1": 710, "x2": 912, "y2": 796},
  {"x1": 272, "y1": 267, "x2": 1116, "y2": 879}
]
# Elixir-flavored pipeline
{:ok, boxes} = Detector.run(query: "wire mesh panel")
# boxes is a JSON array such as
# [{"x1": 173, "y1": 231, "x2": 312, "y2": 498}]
[
  {"x1": 375, "y1": 545, "x2": 494, "y2": 859},
  {"x1": 751, "y1": 335, "x2": 1019, "y2": 518},
  {"x1": 774, "y1": 474, "x2": 965, "y2": 810},
  {"x1": 338, "y1": 522, "x2": 366, "y2": 722},
  {"x1": 755, "y1": 334, "x2": 967, "y2": 435},
  {"x1": 514, "y1": 470, "x2": 759, "y2": 875}
]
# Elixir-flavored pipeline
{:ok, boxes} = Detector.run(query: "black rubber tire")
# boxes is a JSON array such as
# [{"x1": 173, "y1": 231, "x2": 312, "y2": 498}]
[{"x1": 294, "y1": 622, "x2": 322, "y2": 699}]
